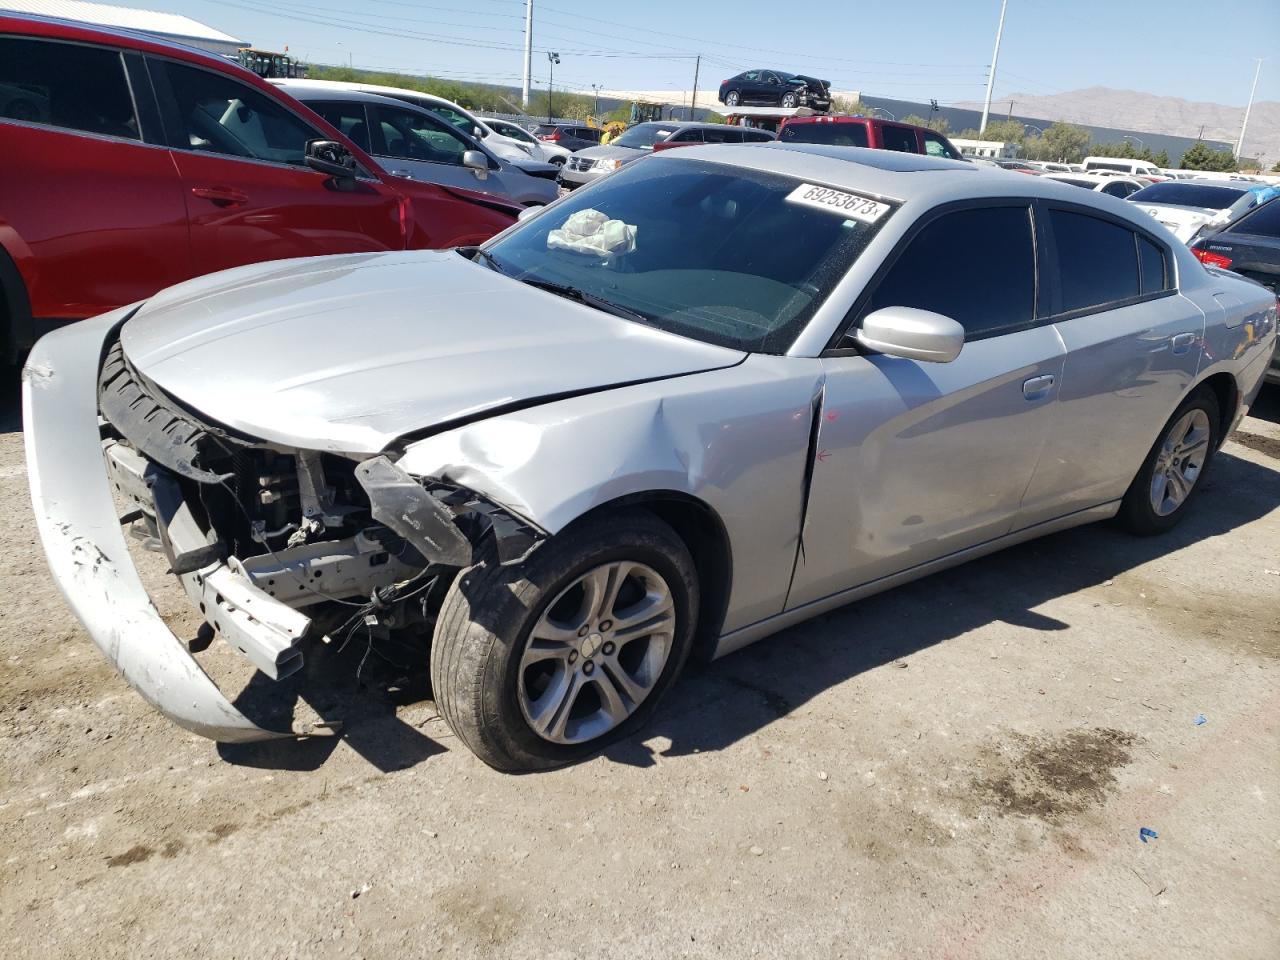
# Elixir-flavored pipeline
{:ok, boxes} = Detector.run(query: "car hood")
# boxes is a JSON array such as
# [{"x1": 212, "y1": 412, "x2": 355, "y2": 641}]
[
  {"x1": 119, "y1": 251, "x2": 745, "y2": 454},
  {"x1": 577, "y1": 143, "x2": 649, "y2": 162}
]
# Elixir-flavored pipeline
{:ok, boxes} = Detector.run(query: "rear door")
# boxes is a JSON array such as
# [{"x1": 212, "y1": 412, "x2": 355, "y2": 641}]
[
  {"x1": 0, "y1": 35, "x2": 189, "y2": 321},
  {"x1": 149, "y1": 57, "x2": 406, "y2": 275},
  {"x1": 1016, "y1": 203, "x2": 1199, "y2": 524},
  {"x1": 789, "y1": 202, "x2": 1066, "y2": 608}
]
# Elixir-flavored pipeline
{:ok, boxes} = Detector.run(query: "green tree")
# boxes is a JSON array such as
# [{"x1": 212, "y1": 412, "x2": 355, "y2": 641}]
[
  {"x1": 981, "y1": 119, "x2": 1027, "y2": 145},
  {"x1": 1037, "y1": 122, "x2": 1090, "y2": 163},
  {"x1": 1152, "y1": 149, "x2": 1170, "y2": 168},
  {"x1": 830, "y1": 95, "x2": 875, "y2": 116},
  {"x1": 901, "y1": 113, "x2": 951, "y2": 133},
  {"x1": 1179, "y1": 142, "x2": 1238, "y2": 172}
]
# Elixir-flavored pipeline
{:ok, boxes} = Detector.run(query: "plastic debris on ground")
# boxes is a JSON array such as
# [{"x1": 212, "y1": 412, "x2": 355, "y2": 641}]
[
  {"x1": 1139, "y1": 827, "x2": 1159, "y2": 843},
  {"x1": 1194, "y1": 714, "x2": 1207, "y2": 725}
]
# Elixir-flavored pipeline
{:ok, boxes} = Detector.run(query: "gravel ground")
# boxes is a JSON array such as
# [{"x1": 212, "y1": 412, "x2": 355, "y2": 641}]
[{"x1": 1, "y1": 370, "x2": 1277, "y2": 960}]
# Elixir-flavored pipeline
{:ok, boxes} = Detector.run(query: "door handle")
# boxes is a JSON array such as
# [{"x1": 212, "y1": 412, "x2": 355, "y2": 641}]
[
  {"x1": 191, "y1": 185, "x2": 249, "y2": 207},
  {"x1": 1022, "y1": 374, "x2": 1055, "y2": 401},
  {"x1": 1170, "y1": 332, "x2": 1197, "y2": 356}
]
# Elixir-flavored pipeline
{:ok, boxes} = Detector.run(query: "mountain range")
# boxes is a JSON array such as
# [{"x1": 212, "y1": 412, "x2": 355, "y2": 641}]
[{"x1": 956, "y1": 86, "x2": 1278, "y2": 165}]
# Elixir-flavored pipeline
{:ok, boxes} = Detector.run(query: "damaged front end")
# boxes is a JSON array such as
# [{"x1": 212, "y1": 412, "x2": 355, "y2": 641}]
[{"x1": 25, "y1": 312, "x2": 543, "y2": 742}]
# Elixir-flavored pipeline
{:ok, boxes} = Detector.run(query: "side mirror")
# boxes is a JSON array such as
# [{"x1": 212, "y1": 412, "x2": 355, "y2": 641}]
[
  {"x1": 517, "y1": 206, "x2": 541, "y2": 222},
  {"x1": 463, "y1": 149, "x2": 490, "y2": 180},
  {"x1": 853, "y1": 306, "x2": 965, "y2": 363},
  {"x1": 474, "y1": 125, "x2": 486, "y2": 139},
  {"x1": 304, "y1": 139, "x2": 357, "y2": 180}
]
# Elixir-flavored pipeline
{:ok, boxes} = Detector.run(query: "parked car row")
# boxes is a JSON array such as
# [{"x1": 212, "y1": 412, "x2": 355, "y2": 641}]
[{"x1": 0, "y1": 14, "x2": 524, "y2": 360}]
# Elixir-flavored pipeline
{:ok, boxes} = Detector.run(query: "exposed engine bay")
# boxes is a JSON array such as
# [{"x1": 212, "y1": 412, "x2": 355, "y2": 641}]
[{"x1": 96, "y1": 337, "x2": 543, "y2": 682}]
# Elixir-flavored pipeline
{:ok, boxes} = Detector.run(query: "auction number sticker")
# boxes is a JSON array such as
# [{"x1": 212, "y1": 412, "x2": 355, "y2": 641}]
[{"x1": 786, "y1": 183, "x2": 889, "y2": 223}]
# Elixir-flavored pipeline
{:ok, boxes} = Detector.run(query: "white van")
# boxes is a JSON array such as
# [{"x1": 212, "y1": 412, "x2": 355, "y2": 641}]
[{"x1": 1083, "y1": 156, "x2": 1160, "y2": 177}]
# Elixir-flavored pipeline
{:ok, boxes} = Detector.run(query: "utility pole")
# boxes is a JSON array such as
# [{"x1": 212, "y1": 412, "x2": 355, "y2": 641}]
[
  {"x1": 690, "y1": 55, "x2": 701, "y2": 119},
  {"x1": 1236, "y1": 58, "x2": 1263, "y2": 159},
  {"x1": 546, "y1": 51, "x2": 559, "y2": 123},
  {"x1": 522, "y1": 0, "x2": 533, "y2": 108},
  {"x1": 979, "y1": 0, "x2": 1008, "y2": 135}
]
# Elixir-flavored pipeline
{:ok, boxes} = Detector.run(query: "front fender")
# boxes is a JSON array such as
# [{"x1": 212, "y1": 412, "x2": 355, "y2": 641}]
[{"x1": 394, "y1": 356, "x2": 825, "y2": 632}]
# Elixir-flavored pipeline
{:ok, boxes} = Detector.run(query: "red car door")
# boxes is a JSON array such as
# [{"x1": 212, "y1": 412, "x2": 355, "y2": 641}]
[
  {"x1": 0, "y1": 37, "x2": 190, "y2": 322},
  {"x1": 149, "y1": 57, "x2": 407, "y2": 274}
]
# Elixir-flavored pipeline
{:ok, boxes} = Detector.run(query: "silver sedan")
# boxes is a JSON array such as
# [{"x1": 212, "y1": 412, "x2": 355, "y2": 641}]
[{"x1": 25, "y1": 145, "x2": 1276, "y2": 770}]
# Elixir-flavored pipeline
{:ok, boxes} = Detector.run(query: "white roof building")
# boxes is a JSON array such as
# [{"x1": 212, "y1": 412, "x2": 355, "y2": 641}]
[{"x1": 1, "y1": 0, "x2": 248, "y2": 55}]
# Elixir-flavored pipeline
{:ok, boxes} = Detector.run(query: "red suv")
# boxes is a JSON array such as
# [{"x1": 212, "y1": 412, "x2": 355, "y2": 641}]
[
  {"x1": 0, "y1": 15, "x2": 518, "y2": 361},
  {"x1": 778, "y1": 115, "x2": 965, "y2": 160}
]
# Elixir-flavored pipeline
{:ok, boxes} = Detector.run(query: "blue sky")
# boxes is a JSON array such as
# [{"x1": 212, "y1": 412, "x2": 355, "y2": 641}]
[{"x1": 163, "y1": 0, "x2": 1277, "y2": 107}]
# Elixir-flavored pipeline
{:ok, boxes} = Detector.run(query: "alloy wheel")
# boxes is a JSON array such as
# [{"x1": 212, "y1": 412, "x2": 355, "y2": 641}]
[
  {"x1": 517, "y1": 561, "x2": 676, "y2": 744},
  {"x1": 1149, "y1": 408, "x2": 1211, "y2": 516}
]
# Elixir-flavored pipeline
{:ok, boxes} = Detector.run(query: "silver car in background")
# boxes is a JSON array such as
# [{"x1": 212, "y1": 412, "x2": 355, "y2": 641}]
[
  {"x1": 25, "y1": 146, "x2": 1276, "y2": 771},
  {"x1": 286, "y1": 87, "x2": 559, "y2": 206},
  {"x1": 559, "y1": 121, "x2": 775, "y2": 188}
]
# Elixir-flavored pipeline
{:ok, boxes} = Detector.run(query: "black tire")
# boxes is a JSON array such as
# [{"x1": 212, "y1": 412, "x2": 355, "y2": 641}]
[
  {"x1": 549, "y1": 155, "x2": 565, "y2": 167},
  {"x1": 781, "y1": 92, "x2": 798, "y2": 108},
  {"x1": 1116, "y1": 387, "x2": 1221, "y2": 536},
  {"x1": 724, "y1": 90, "x2": 741, "y2": 107},
  {"x1": 431, "y1": 510, "x2": 699, "y2": 771}
]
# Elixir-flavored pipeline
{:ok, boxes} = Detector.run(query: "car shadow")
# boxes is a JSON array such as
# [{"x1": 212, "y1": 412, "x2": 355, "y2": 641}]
[{"x1": 1249, "y1": 384, "x2": 1278, "y2": 425}]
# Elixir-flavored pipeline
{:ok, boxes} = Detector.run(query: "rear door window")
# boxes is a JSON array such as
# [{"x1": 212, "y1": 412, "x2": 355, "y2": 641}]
[
  {"x1": 0, "y1": 37, "x2": 139, "y2": 140},
  {"x1": 669, "y1": 128, "x2": 704, "y2": 143},
  {"x1": 305, "y1": 100, "x2": 370, "y2": 152},
  {"x1": 1049, "y1": 209, "x2": 1141, "y2": 312},
  {"x1": 880, "y1": 125, "x2": 919, "y2": 153},
  {"x1": 867, "y1": 205, "x2": 1036, "y2": 338}
]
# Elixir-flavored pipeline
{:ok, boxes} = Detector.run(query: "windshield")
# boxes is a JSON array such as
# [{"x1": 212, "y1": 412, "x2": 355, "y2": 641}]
[
  {"x1": 482, "y1": 157, "x2": 895, "y2": 353},
  {"x1": 613, "y1": 123, "x2": 676, "y2": 149},
  {"x1": 780, "y1": 122, "x2": 869, "y2": 147},
  {"x1": 1129, "y1": 183, "x2": 1246, "y2": 209}
]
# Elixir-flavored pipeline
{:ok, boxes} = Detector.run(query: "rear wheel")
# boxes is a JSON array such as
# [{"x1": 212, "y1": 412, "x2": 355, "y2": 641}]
[
  {"x1": 724, "y1": 90, "x2": 741, "y2": 107},
  {"x1": 781, "y1": 92, "x2": 798, "y2": 108},
  {"x1": 431, "y1": 511, "x2": 698, "y2": 771},
  {"x1": 1117, "y1": 388, "x2": 1220, "y2": 535}
]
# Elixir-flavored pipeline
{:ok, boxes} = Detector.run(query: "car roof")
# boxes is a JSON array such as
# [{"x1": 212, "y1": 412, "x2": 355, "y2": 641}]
[
  {"x1": 1, "y1": 12, "x2": 252, "y2": 72},
  {"x1": 274, "y1": 79, "x2": 469, "y2": 113},
  {"x1": 656, "y1": 142, "x2": 1171, "y2": 220}
]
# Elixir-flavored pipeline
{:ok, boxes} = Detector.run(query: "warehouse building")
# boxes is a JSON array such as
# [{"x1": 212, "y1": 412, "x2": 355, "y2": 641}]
[{"x1": 1, "y1": 0, "x2": 248, "y2": 56}]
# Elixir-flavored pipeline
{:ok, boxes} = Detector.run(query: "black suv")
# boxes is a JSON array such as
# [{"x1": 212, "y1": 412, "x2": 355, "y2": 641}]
[
  {"x1": 533, "y1": 123, "x2": 603, "y2": 152},
  {"x1": 718, "y1": 70, "x2": 831, "y2": 111}
]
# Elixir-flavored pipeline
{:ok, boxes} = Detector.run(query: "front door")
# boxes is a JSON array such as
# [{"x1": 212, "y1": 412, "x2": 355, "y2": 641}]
[
  {"x1": 787, "y1": 202, "x2": 1065, "y2": 609},
  {"x1": 149, "y1": 57, "x2": 405, "y2": 275}
]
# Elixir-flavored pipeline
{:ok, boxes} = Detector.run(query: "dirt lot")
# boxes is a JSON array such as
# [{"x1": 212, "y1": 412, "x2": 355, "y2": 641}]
[{"x1": 1, "y1": 372, "x2": 1277, "y2": 960}]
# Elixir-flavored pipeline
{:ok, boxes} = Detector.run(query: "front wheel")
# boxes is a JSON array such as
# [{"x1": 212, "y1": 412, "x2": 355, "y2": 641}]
[
  {"x1": 431, "y1": 511, "x2": 699, "y2": 771},
  {"x1": 1117, "y1": 387, "x2": 1220, "y2": 535}
]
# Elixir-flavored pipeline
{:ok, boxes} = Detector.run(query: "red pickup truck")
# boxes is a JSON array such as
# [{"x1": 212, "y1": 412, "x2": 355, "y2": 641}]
[
  {"x1": 778, "y1": 115, "x2": 965, "y2": 160},
  {"x1": 0, "y1": 14, "x2": 518, "y2": 361}
]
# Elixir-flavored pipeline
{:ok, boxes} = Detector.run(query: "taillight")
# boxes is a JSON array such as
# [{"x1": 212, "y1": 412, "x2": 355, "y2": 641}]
[{"x1": 1193, "y1": 247, "x2": 1233, "y2": 270}]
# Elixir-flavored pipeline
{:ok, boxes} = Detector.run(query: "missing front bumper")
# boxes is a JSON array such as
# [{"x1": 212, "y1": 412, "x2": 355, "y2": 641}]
[{"x1": 23, "y1": 309, "x2": 303, "y2": 742}]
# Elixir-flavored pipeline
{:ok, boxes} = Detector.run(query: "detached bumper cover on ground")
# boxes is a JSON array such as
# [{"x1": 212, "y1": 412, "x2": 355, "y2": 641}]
[{"x1": 22, "y1": 308, "x2": 294, "y2": 743}]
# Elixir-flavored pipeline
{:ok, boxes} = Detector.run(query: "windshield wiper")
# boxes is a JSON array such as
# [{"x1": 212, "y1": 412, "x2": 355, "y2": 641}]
[
  {"x1": 458, "y1": 246, "x2": 504, "y2": 273},
  {"x1": 520, "y1": 278, "x2": 653, "y2": 326}
]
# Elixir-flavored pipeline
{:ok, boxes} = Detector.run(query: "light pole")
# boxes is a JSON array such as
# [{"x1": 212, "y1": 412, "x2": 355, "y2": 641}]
[
  {"x1": 872, "y1": 107, "x2": 894, "y2": 121},
  {"x1": 591, "y1": 83, "x2": 601, "y2": 117},
  {"x1": 979, "y1": 0, "x2": 1009, "y2": 135},
  {"x1": 546, "y1": 51, "x2": 559, "y2": 123},
  {"x1": 1237, "y1": 58, "x2": 1263, "y2": 159},
  {"x1": 1023, "y1": 123, "x2": 1044, "y2": 137},
  {"x1": 1122, "y1": 134, "x2": 1145, "y2": 153}
]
